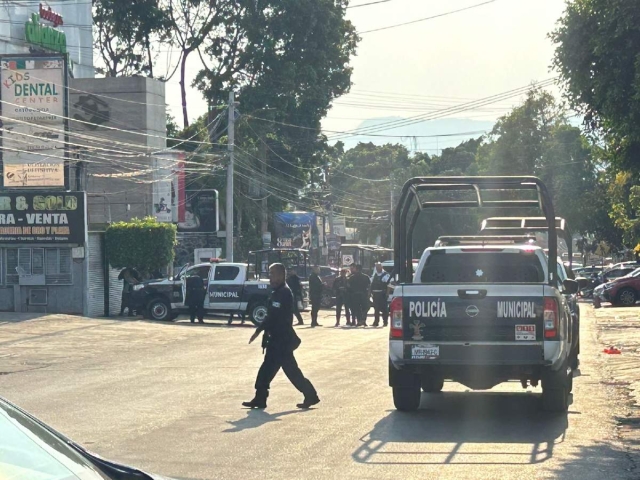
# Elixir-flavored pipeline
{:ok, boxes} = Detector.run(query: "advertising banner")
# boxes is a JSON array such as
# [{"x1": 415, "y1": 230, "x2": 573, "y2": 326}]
[
  {"x1": 152, "y1": 180, "x2": 173, "y2": 223},
  {"x1": 333, "y1": 216, "x2": 347, "y2": 237},
  {"x1": 0, "y1": 55, "x2": 67, "y2": 188},
  {"x1": 273, "y1": 212, "x2": 316, "y2": 249},
  {"x1": 0, "y1": 192, "x2": 85, "y2": 244},
  {"x1": 1, "y1": 57, "x2": 65, "y2": 122},
  {"x1": 178, "y1": 190, "x2": 219, "y2": 233}
]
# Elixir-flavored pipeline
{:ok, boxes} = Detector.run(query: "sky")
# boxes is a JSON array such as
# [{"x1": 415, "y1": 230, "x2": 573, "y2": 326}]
[{"x1": 161, "y1": 0, "x2": 568, "y2": 145}]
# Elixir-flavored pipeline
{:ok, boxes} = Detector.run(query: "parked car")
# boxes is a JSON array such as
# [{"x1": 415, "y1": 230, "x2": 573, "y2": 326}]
[
  {"x1": 593, "y1": 267, "x2": 640, "y2": 308},
  {"x1": 0, "y1": 396, "x2": 173, "y2": 479}
]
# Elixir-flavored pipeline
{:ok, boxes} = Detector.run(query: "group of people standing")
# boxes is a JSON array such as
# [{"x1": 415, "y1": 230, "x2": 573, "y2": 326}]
[
  {"x1": 334, "y1": 262, "x2": 392, "y2": 327},
  {"x1": 289, "y1": 262, "x2": 392, "y2": 328}
]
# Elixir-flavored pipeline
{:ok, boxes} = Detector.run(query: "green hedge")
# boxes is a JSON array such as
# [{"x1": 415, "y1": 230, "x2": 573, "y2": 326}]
[{"x1": 105, "y1": 217, "x2": 177, "y2": 274}]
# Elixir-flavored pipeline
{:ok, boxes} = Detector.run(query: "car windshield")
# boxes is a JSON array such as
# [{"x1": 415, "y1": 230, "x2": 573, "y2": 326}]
[{"x1": 0, "y1": 399, "x2": 110, "y2": 480}]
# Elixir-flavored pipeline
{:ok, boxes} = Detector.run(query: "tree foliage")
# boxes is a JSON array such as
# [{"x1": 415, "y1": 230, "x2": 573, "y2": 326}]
[
  {"x1": 551, "y1": 0, "x2": 640, "y2": 173},
  {"x1": 93, "y1": 0, "x2": 170, "y2": 77},
  {"x1": 106, "y1": 217, "x2": 177, "y2": 273}
]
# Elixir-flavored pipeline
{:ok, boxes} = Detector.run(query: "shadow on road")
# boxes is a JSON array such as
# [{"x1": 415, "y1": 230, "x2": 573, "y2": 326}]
[
  {"x1": 353, "y1": 391, "x2": 569, "y2": 466},
  {"x1": 549, "y1": 442, "x2": 637, "y2": 478},
  {"x1": 224, "y1": 409, "x2": 311, "y2": 433}
]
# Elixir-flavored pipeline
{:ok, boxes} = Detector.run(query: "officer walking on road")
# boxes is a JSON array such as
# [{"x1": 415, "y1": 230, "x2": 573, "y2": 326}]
[
  {"x1": 243, "y1": 263, "x2": 320, "y2": 409},
  {"x1": 286, "y1": 269, "x2": 305, "y2": 325},
  {"x1": 348, "y1": 264, "x2": 371, "y2": 327},
  {"x1": 333, "y1": 268, "x2": 351, "y2": 326},
  {"x1": 185, "y1": 273, "x2": 206, "y2": 323},
  {"x1": 309, "y1": 266, "x2": 323, "y2": 328},
  {"x1": 370, "y1": 262, "x2": 391, "y2": 327}
]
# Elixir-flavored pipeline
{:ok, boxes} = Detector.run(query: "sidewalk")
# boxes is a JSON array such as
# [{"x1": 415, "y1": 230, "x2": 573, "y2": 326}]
[{"x1": 590, "y1": 302, "x2": 640, "y2": 446}]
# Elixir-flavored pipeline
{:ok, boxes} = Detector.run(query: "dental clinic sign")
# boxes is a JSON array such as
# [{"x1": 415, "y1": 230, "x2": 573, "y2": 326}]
[{"x1": 0, "y1": 55, "x2": 68, "y2": 187}]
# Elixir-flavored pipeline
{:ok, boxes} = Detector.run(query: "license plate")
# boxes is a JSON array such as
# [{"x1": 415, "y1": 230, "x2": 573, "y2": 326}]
[
  {"x1": 411, "y1": 344, "x2": 439, "y2": 360},
  {"x1": 515, "y1": 325, "x2": 536, "y2": 341}
]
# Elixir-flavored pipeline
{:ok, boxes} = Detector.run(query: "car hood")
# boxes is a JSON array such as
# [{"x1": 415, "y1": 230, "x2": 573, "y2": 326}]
[{"x1": 141, "y1": 277, "x2": 176, "y2": 287}]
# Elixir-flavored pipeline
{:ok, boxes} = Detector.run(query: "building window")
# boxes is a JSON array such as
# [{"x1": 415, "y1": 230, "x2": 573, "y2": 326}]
[
  {"x1": 5, "y1": 248, "x2": 72, "y2": 285},
  {"x1": 45, "y1": 248, "x2": 72, "y2": 285}
]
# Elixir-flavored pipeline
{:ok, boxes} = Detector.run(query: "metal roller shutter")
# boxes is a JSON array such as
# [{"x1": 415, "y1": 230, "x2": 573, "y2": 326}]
[
  {"x1": 108, "y1": 266, "x2": 123, "y2": 316},
  {"x1": 87, "y1": 233, "x2": 105, "y2": 317}
]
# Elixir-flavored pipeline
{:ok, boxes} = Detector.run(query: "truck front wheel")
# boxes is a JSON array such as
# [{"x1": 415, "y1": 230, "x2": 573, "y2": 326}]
[
  {"x1": 147, "y1": 298, "x2": 172, "y2": 321},
  {"x1": 393, "y1": 385, "x2": 421, "y2": 412},
  {"x1": 249, "y1": 302, "x2": 268, "y2": 326}
]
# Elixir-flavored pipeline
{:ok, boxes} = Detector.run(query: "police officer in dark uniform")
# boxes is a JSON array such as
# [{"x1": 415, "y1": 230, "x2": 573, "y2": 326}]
[
  {"x1": 332, "y1": 268, "x2": 351, "y2": 326},
  {"x1": 370, "y1": 262, "x2": 391, "y2": 327},
  {"x1": 309, "y1": 266, "x2": 323, "y2": 327},
  {"x1": 348, "y1": 264, "x2": 371, "y2": 327},
  {"x1": 287, "y1": 269, "x2": 305, "y2": 325},
  {"x1": 243, "y1": 263, "x2": 320, "y2": 409},
  {"x1": 185, "y1": 273, "x2": 206, "y2": 323}
]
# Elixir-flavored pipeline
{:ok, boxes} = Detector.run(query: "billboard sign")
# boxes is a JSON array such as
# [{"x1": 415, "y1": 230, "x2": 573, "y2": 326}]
[
  {"x1": 0, "y1": 55, "x2": 67, "y2": 187},
  {"x1": 1, "y1": 57, "x2": 65, "y2": 122},
  {"x1": 273, "y1": 212, "x2": 316, "y2": 249},
  {"x1": 152, "y1": 180, "x2": 173, "y2": 223},
  {"x1": 177, "y1": 190, "x2": 219, "y2": 233},
  {"x1": 0, "y1": 192, "x2": 85, "y2": 244}
]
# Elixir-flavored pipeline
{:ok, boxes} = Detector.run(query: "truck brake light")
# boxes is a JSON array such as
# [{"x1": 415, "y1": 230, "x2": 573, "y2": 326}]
[
  {"x1": 543, "y1": 297, "x2": 558, "y2": 339},
  {"x1": 390, "y1": 297, "x2": 403, "y2": 339}
]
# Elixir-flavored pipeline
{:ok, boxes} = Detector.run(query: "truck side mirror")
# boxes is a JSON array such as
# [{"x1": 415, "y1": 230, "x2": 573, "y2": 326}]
[
  {"x1": 562, "y1": 279, "x2": 579, "y2": 294},
  {"x1": 576, "y1": 277, "x2": 589, "y2": 290}
]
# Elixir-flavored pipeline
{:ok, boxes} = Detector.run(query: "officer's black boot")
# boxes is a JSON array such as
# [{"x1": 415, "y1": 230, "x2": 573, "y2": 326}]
[
  {"x1": 242, "y1": 389, "x2": 268, "y2": 409},
  {"x1": 297, "y1": 389, "x2": 320, "y2": 409}
]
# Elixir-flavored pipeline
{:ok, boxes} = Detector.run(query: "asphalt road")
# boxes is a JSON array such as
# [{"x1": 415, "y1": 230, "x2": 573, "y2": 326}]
[{"x1": 0, "y1": 306, "x2": 637, "y2": 480}]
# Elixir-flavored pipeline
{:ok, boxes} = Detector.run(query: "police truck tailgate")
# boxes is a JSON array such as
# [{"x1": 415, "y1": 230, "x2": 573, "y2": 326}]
[
  {"x1": 391, "y1": 247, "x2": 550, "y2": 366},
  {"x1": 398, "y1": 284, "x2": 545, "y2": 365}
]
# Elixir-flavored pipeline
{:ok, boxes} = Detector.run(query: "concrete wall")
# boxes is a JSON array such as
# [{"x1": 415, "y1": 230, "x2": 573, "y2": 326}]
[{"x1": 68, "y1": 77, "x2": 166, "y2": 226}]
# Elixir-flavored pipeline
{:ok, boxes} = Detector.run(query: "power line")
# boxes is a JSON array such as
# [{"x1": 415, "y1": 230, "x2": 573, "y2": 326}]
[
  {"x1": 358, "y1": 0, "x2": 498, "y2": 34},
  {"x1": 347, "y1": 0, "x2": 391, "y2": 8}
]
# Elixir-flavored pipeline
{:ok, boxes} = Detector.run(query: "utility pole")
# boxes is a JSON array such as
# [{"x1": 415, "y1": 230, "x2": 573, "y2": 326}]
[
  {"x1": 390, "y1": 175, "x2": 394, "y2": 249},
  {"x1": 325, "y1": 162, "x2": 334, "y2": 235},
  {"x1": 259, "y1": 138, "x2": 268, "y2": 235},
  {"x1": 226, "y1": 91, "x2": 235, "y2": 261}
]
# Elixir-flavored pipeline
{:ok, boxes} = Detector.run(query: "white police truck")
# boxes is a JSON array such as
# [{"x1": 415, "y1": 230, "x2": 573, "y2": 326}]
[{"x1": 388, "y1": 177, "x2": 578, "y2": 412}]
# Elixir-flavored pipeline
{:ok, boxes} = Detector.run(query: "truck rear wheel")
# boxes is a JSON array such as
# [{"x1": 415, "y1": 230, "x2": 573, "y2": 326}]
[
  {"x1": 421, "y1": 376, "x2": 444, "y2": 393},
  {"x1": 541, "y1": 364, "x2": 570, "y2": 412},
  {"x1": 392, "y1": 386, "x2": 421, "y2": 412}
]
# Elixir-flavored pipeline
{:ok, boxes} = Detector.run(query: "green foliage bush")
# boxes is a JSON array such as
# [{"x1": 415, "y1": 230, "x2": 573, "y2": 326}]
[{"x1": 106, "y1": 217, "x2": 177, "y2": 274}]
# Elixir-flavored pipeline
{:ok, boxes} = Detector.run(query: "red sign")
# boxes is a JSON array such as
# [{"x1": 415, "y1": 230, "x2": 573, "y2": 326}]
[{"x1": 39, "y1": 3, "x2": 63, "y2": 27}]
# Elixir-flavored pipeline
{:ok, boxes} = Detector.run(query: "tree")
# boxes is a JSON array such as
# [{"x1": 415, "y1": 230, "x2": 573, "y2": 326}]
[
  {"x1": 93, "y1": 0, "x2": 171, "y2": 77},
  {"x1": 106, "y1": 217, "x2": 177, "y2": 274},
  {"x1": 608, "y1": 170, "x2": 640, "y2": 247},
  {"x1": 194, "y1": 0, "x2": 358, "y2": 163},
  {"x1": 165, "y1": 0, "x2": 238, "y2": 128},
  {"x1": 475, "y1": 89, "x2": 610, "y2": 243},
  {"x1": 551, "y1": 0, "x2": 640, "y2": 172}
]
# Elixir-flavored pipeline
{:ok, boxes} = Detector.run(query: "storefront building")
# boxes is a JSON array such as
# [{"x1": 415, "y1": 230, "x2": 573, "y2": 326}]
[
  {"x1": 0, "y1": 192, "x2": 87, "y2": 313},
  {"x1": 0, "y1": 1, "x2": 94, "y2": 79}
]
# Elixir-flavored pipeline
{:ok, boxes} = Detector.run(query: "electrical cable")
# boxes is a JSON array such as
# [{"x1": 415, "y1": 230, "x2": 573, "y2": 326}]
[{"x1": 357, "y1": 0, "x2": 498, "y2": 34}]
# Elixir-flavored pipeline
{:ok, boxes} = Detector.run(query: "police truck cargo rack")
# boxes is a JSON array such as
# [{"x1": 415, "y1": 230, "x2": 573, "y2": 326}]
[{"x1": 389, "y1": 177, "x2": 578, "y2": 413}]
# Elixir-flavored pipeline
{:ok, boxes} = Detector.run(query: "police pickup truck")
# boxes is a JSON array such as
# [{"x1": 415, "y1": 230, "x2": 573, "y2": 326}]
[
  {"x1": 389, "y1": 177, "x2": 579, "y2": 412},
  {"x1": 131, "y1": 261, "x2": 275, "y2": 324}
]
